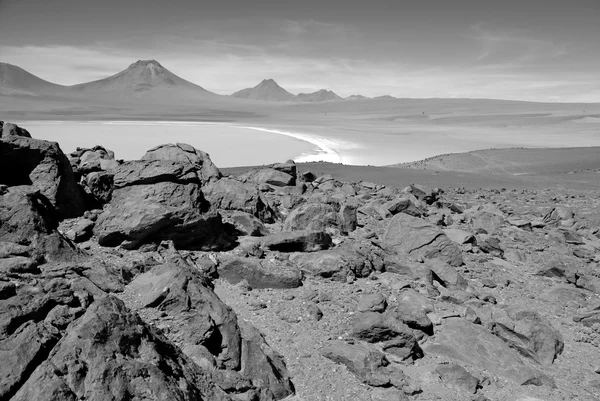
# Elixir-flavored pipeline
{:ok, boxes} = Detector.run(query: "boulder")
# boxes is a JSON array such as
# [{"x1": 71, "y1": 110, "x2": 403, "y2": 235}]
[
  {"x1": 320, "y1": 340, "x2": 409, "y2": 388},
  {"x1": 289, "y1": 246, "x2": 371, "y2": 281},
  {"x1": 218, "y1": 257, "x2": 302, "y2": 289},
  {"x1": 126, "y1": 257, "x2": 294, "y2": 398},
  {"x1": 350, "y1": 311, "x2": 422, "y2": 361},
  {"x1": 80, "y1": 171, "x2": 114, "y2": 207},
  {"x1": 0, "y1": 186, "x2": 79, "y2": 262},
  {"x1": 69, "y1": 145, "x2": 118, "y2": 175},
  {"x1": 435, "y1": 363, "x2": 480, "y2": 394},
  {"x1": 141, "y1": 142, "x2": 221, "y2": 185},
  {"x1": 203, "y1": 178, "x2": 277, "y2": 223},
  {"x1": 384, "y1": 214, "x2": 463, "y2": 266},
  {"x1": 95, "y1": 160, "x2": 232, "y2": 250},
  {"x1": 423, "y1": 317, "x2": 554, "y2": 387},
  {"x1": 0, "y1": 123, "x2": 84, "y2": 219},
  {"x1": 471, "y1": 211, "x2": 505, "y2": 234},
  {"x1": 358, "y1": 293, "x2": 388, "y2": 313},
  {"x1": 0, "y1": 121, "x2": 31, "y2": 138},
  {"x1": 240, "y1": 168, "x2": 295, "y2": 187},
  {"x1": 476, "y1": 235, "x2": 504, "y2": 257},
  {"x1": 11, "y1": 296, "x2": 231, "y2": 401},
  {"x1": 263, "y1": 230, "x2": 332, "y2": 253},
  {"x1": 383, "y1": 197, "x2": 423, "y2": 217},
  {"x1": 231, "y1": 211, "x2": 269, "y2": 236},
  {"x1": 491, "y1": 309, "x2": 564, "y2": 366},
  {"x1": 283, "y1": 201, "x2": 358, "y2": 234}
]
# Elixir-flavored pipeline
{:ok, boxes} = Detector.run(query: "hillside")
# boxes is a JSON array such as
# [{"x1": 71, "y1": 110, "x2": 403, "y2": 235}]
[{"x1": 0, "y1": 62, "x2": 67, "y2": 96}]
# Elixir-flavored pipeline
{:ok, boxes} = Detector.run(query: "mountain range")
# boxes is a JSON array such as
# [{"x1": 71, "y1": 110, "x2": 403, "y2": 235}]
[{"x1": 0, "y1": 60, "x2": 376, "y2": 103}]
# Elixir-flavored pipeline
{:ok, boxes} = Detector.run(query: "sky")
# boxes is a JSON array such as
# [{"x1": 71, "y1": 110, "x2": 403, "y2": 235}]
[{"x1": 1, "y1": 0, "x2": 599, "y2": 102}]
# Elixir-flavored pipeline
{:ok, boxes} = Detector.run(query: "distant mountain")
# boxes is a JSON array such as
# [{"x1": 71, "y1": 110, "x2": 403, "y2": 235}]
[
  {"x1": 70, "y1": 60, "x2": 215, "y2": 97},
  {"x1": 345, "y1": 94, "x2": 370, "y2": 101},
  {"x1": 231, "y1": 79, "x2": 296, "y2": 101},
  {"x1": 295, "y1": 89, "x2": 342, "y2": 103},
  {"x1": 0, "y1": 62, "x2": 67, "y2": 96},
  {"x1": 373, "y1": 95, "x2": 397, "y2": 100}
]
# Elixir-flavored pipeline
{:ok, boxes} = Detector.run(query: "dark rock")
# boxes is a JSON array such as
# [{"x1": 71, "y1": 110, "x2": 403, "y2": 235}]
[
  {"x1": 491, "y1": 309, "x2": 564, "y2": 366},
  {"x1": 435, "y1": 363, "x2": 480, "y2": 394},
  {"x1": 0, "y1": 121, "x2": 31, "y2": 138},
  {"x1": 423, "y1": 317, "x2": 554, "y2": 387},
  {"x1": 141, "y1": 142, "x2": 222, "y2": 185},
  {"x1": 476, "y1": 235, "x2": 504, "y2": 257},
  {"x1": 96, "y1": 160, "x2": 232, "y2": 250},
  {"x1": 383, "y1": 214, "x2": 463, "y2": 266},
  {"x1": 426, "y1": 258, "x2": 468, "y2": 291},
  {"x1": 231, "y1": 211, "x2": 269, "y2": 236},
  {"x1": 289, "y1": 246, "x2": 371, "y2": 281},
  {"x1": 320, "y1": 340, "x2": 408, "y2": 388},
  {"x1": 0, "y1": 124, "x2": 85, "y2": 219},
  {"x1": 383, "y1": 197, "x2": 423, "y2": 217},
  {"x1": 218, "y1": 257, "x2": 302, "y2": 289},
  {"x1": 240, "y1": 168, "x2": 295, "y2": 187},
  {"x1": 350, "y1": 311, "x2": 422, "y2": 361},
  {"x1": 204, "y1": 178, "x2": 277, "y2": 223},
  {"x1": 80, "y1": 171, "x2": 114, "y2": 207},
  {"x1": 263, "y1": 230, "x2": 332, "y2": 252},
  {"x1": 12, "y1": 296, "x2": 231, "y2": 401},
  {"x1": 358, "y1": 293, "x2": 388, "y2": 313},
  {"x1": 283, "y1": 202, "x2": 356, "y2": 234}
]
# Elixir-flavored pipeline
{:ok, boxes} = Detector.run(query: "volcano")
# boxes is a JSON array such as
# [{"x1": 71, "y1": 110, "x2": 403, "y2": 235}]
[
  {"x1": 70, "y1": 60, "x2": 216, "y2": 98},
  {"x1": 231, "y1": 79, "x2": 296, "y2": 101},
  {"x1": 0, "y1": 62, "x2": 67, "y2": 96}
]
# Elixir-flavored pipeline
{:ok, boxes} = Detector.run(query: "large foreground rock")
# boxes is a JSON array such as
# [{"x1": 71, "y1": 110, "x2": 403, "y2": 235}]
[
  {"x1": 12, "y1": 296, "x2": 231, "y2": 401},
  {"x1": 423, "y1": 317, "x2": 554, "y2": 387},
  {"x1": 96, "y1": 159, "x2": 232, "y2": 250},
  {"x1": 383, "y1": 214, "x2": 463, "y2": 266},
  {"x1": 127, "y1": 253, "x2": 295, "y2": 399},
  {"x1": 0, "y1": 122, "x2": 84, "y2": 219}
]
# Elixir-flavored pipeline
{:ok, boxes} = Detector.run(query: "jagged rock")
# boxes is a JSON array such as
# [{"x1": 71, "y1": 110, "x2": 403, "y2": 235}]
[
  {"x1": 231, "y1": 211, "x2": 269, "y2": 236},
  {"x1": 548, "y1": 228, "x2": 584, "y2": 245},
  {"x1": 0, "y1": 186, "x2": 79, "y2": 262},
  {"x1": 383, "y1": 197, "x2": 423, "y2": 217},
  {"x1": 12, "y1": 296, "x2": 231, "y2": 401},
  {"x1": 427, "y1": 258, "x2": 468, "y2": 291},
  {"x1": 96, "y1": 160, "x2": 232, "y2": 250},
  {"x1": 358, "y1": 293, "x2": 388, "y2": 313},
  {"x1": 0, "y1": 256, "x2": 38, "y2": 274},
  {"x1": 80, "y1": 171, "x2": 114, "y2": 207},
  {"x1": 283, "y1": 202, "x2": 357, "y2": 234},
  {"x1": 476, "y1": 235, "x2": 504, "y2": 257},
  {"x1": 393, "y1": 300, "x2": 434, "y2": 335},
  {"x1": 240, "y1": 168, "x2": 295, "y2": 187},
  {"x1": 350, "y1": 311, "x2": 422, "y2": 361},
  {"x1": 63, "y1": 218, "x2": 94, "y2": 243},
  {"x1": 263, "y1": 230, "x2": 332, "y2": 252},
  {"x1": 0, "y1": 121, "x2": 31, "y2": 138},
  {"x1": 543, "y1": 207, "x2": 574, "y2": 226},
  {"x1": 443, "y1": 228, "x2": 475, "y2": 245},
  {"x1": 320, "y1": 340, "x2": 409, "y2": 388},
  {"x1": 0, "y1": 242, "x2": 29, "y2": 258},
  {"x1": 403, "y1": 184, "x2": 439, "y2": 205},
  {"x1": 218, "y1": 257, "x2": 302, "y2": 289},
  {"x1": 126, "y1": 258, "x2": 294, "y2": 399},
  {"x1": 471, "y1": 211, "x2": 505, "y2": 234},
  {"x1": 0, "y1": 123, "x2": 84, "y2": 219},
  {"x1": 491, "y1": 309, "x2": 564, "y2": 366},
  {"x1": 423, "y1": 317, "x2": 554, "y2": 387},
  {"x1": 204, "y1": 178, "x2": 277, "y2": 223},
  {"x1": 69, "y1": 145, "x2": 118, "y2": 175},
  {"x1": 289, "y1": 246, "x2": 370, "y2": 281},
  {"x1": 271, "y1": 161, "x2": 297, "y2": 179},
  {"x1": 141, "y1": 142, "x2": 222, "y2": 185},
  {"x1": 383, "y1": 214, "x2": 463, "y2": 266},
  {"x1": 435, "y1": 363, "x2": 480, "y2": 394}
]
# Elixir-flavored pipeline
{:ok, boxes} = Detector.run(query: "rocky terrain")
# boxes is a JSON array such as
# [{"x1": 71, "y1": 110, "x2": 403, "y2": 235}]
[{"x1": 2, "y1": 120, "x2": 600, "y2": 400}]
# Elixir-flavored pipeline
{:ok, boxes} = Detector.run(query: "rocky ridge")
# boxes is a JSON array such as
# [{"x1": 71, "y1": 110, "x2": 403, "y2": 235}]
[{"x1": 1, "y1": 121, "x2": 600, "y2": 400}]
